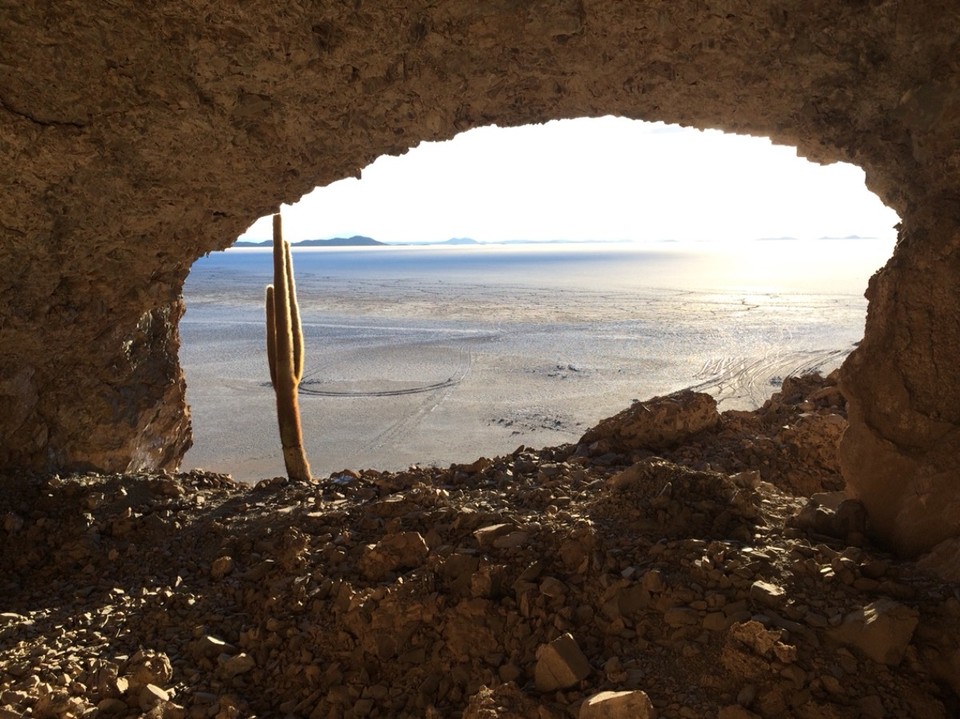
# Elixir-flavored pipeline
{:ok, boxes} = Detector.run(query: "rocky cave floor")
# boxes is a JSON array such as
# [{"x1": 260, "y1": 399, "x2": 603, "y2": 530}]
[{"x1": 2, "y1": 374, "x2": 960, "y2": 719}]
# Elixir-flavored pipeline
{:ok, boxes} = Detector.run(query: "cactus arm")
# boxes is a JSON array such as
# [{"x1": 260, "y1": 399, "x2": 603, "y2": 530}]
[
  {"x1": 284, "y1": 240, "x2": 305, "y2": 383},
  {"x1": 265, "y1": 285, "x2": 277, "y2": 390},
  {"x1": 272, "y1": 215, "x2": 294, "y2": 387}
]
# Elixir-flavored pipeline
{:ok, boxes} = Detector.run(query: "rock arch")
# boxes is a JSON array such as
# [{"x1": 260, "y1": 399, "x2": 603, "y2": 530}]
[{"x1": 1, "y1": 2, "x2": 958, "y2": 554}]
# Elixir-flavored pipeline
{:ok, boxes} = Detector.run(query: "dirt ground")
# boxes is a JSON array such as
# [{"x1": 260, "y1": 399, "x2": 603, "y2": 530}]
[{"x1": 2, "y1": 374, "x2": 959, "y2": 719}]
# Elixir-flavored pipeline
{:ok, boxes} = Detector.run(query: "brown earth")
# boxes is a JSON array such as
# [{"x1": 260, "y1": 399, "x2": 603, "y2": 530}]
[
  {"x1": 3, "y1": 374, "x2": 959, "y2": 718},
  {"x1": 3, "y1": 2, "x2": 960, "y2": 555}
]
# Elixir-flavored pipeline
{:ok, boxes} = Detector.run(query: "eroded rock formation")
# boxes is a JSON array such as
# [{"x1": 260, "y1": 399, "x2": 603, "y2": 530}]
[{"x1": 1, "y1": 2, "x2": 958, "y2": 553}]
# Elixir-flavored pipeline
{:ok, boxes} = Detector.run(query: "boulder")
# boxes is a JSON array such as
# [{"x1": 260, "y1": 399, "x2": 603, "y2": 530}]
[
  {"x1": 828, "y1": 598, "x2": 919, "y2": 665},
  {"x1": 917, "y1": 537, "x2": 960, "y2": 583},
  {"x1": 579, "y1": 690, "x2": 656, "y2": 719},
  {"x1": 359, "y1": 531, "x2": 429, "y2": 580},
  {"x1": 124, "y1": 649, "x2": 173, "y2": 689},
  {"x1": 534, "y1": 633, "x2": 591, "y2": 691},
  {"x1": 581, "y1": 391, "x2": 719, "y2": 452},
  {"x1": 778, "y1": 412, "x2": 847, "y2": 472}
]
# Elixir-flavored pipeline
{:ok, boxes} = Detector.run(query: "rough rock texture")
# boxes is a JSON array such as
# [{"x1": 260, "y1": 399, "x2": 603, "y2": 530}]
[
  {"x1": 534, "y1": 633, "x2": 592, "y2": 692},
  {"x1": 828, "y1": 598, "x2": 919, "y2": 667},
  {"x1": 580, "y1": 391, "x2": 720, "y2": 452},
  {"x1": 2, "y1": 3, "x2": 960, "y2": 552},
  {"x1": 579, "y1": 690, "x2": 656, "y2": 719},
  {"x1": 2, "y1": 379, "x2": 959, "y2": 718}
]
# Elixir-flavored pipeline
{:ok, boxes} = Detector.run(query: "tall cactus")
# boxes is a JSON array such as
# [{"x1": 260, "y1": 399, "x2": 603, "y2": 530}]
[{"x1": 265, "y1": 213, "x2": 312, "y2": 482}]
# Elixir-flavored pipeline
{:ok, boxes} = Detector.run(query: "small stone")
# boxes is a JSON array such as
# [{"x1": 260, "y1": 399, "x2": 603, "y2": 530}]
[
  {"x1": 749, "y1": 580, "x2": 786, "y2": 608},
  {"x1": 492, "y1": 530, "x2": 530, "y2": 549},
  {"x1": 616, "y1": 584, "x2": 650, "y2": 615},
  {"x1": 729, "y1": 621, "x2": 795, "y2": 662},
  {"x1": 473, "y1": 524, "x2": 514, "y2": 549},
  {"x1": 663, "y1": 607, "x2": 699, "y2": 627},
  {"x1": 242, "y1": 559, "x2": 276, "y2": 581},
  {"x1": 2, "y1": 512, "x2": 24, "y2": 533},
  {"x1": 836, "y1": 648, "x2": 859, "y2": 674},
  {"x1": 534, "y1": 633, "x2": 591, "y2": 691},
  {"x1": 539, "y1": 576, "x2": 568, "y2": 598},
  {"x1": 579, "y1": 690, "x2": 656, "y2": 719},
  {"x1": 140, "y1": 684, "x2": 170, "y2": 711},
  {"x1": 602, "y1": 657, "x2": 627, "y2": 683},
  {"x1": 0, "y1": 690, "x2": 29, "y2": 706},
  {"x1": 210, "y1": 555, "x2": 235, "y2": 579},
  {"x1": 820, "y1": 675, "x2": 843, "y2": 696},
  {"x1": 359, "y1": 531, "x2": 429, "y2": 580},
  {"x1": 703, "y1": 612, "x2": 728, "y2": 632},
  {"x1": 191, "y1": 634, "x2": 237, "y2": 659},
  {"x1": 471, "y1": 564, "x2": 507, "y2": 598},
  {"x1": 804, "y1": 612, "x2": 828, "y2": 628},
  {"x1": 147, "y1": 702, "x2": 186, "y2": 719},
  {"x1": 780, "y1": 664, "x2": 806, "y2": 688},
  {"x1": 730, "y1": 471, "x2": 761, "y2": 488},
  {"x1": 218, "y1": 652, "x2": 255, "y2": 678},
  {"x1": 125, "y1": 649, "x2": 173, "y2": 688},
  {"x1": 641, "y1": 569, "x2": 666, "y2": 593},
  {"x1": 828, "y1": 598, "x2": 919, "y2": 665},
  {"x1": 97, "y1": 698, "x2": 129, "y2": 715},
  {"x1": 499, "y1": 663, "x2": 522, "y2": 683},
  {"x1": 860, "y1": 559, "x2": 889, "y2": 580},
  {"x1": 737, "y1": 684, "x2": 756, "y2": 706}
]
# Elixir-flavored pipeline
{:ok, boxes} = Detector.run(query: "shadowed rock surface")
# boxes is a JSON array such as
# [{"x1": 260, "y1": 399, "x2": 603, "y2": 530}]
[{"x1": 3, "y1": 376, "x2": 960, "y2": 717}]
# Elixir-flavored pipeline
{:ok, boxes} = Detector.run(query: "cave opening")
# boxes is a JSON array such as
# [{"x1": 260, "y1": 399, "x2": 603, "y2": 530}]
[{"x1": 180, "y1": 118, "x2": 899, "y2": 483}]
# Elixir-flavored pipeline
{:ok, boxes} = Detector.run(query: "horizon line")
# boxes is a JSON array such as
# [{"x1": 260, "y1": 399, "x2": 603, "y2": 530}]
[{"x1": 233, "y1": 233, "x2": 887, "y2": 247}]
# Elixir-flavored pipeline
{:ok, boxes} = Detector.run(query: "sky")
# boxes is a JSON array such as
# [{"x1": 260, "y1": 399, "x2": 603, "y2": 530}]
[{"x1": 239, "y1": 116, "x2": 900, "y2": 245}]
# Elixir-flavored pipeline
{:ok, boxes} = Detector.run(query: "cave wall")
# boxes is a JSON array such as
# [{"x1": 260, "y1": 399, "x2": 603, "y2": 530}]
[{"x1": 2, "y1": 1, "x2": 959, "y2": 553}]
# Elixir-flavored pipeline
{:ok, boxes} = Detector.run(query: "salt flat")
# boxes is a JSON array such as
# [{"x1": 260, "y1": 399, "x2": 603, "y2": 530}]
[{"x1": 180, "y1": 240, "x2": 891, "y2": 482}]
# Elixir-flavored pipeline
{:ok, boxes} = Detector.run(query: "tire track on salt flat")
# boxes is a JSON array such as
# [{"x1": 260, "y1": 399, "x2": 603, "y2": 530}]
[{"x1": 686, "y1": 347, "x2": 851, "y2": 409}]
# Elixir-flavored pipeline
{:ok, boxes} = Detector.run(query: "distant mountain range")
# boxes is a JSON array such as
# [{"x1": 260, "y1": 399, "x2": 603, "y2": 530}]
[
  {"x1": 234, "y1": 235, "x2": 384, "y2": 248},
  {"x1": 436, "y1": 237, "x2": 480, "y2": 245},
  {"x1": 234, "y1": 236, "x2": 485, "y2": 248},
  {"x1": 234, "y1": 234, "x2": 878, "y2": 248}
]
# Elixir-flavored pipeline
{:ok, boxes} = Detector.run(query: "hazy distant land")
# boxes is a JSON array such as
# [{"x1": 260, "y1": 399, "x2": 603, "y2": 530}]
[
  {"x1": 233, "y1": 236, "x2": 484, "y2": 248},
  {"x1": 233, "y1": 234, "x2": 878, "y2": 248},
  {"x1": 233, "y1": 235, "x2": 385, "y2": 248}
]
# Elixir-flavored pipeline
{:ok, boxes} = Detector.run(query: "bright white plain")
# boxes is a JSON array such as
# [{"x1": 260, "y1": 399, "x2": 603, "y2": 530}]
[{"x1": 239, "y1": 117, "x2": 900, "y2": 245}]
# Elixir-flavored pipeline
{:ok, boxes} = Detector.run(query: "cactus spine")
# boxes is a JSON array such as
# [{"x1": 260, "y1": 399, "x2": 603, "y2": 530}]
[{"x1": 266, "y1": 214, "x2": 312, "y2": 482}]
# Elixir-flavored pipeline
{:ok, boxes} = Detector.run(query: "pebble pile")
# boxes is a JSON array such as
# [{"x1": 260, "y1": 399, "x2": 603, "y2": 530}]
[{"x1": 2, "y1": 374, "x2": 959, "y2": 718}]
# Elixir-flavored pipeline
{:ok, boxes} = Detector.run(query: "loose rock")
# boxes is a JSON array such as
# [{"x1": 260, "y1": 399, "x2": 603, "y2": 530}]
[
  {"x1": 581, "y1": 390, "x2": 720, "y2": 452},
  {"x1": 828, "y1": 598, "x2": 919, "y2": 665},
  {"x1": 534, "y1": 633, "x2": 591, "y2": 691},
  {"x1": 580, "y1": 689, "x2": 656, "y2": 719},
  {"x1": 0, "y1": 374, "x2": 954, "y2": 719}
]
